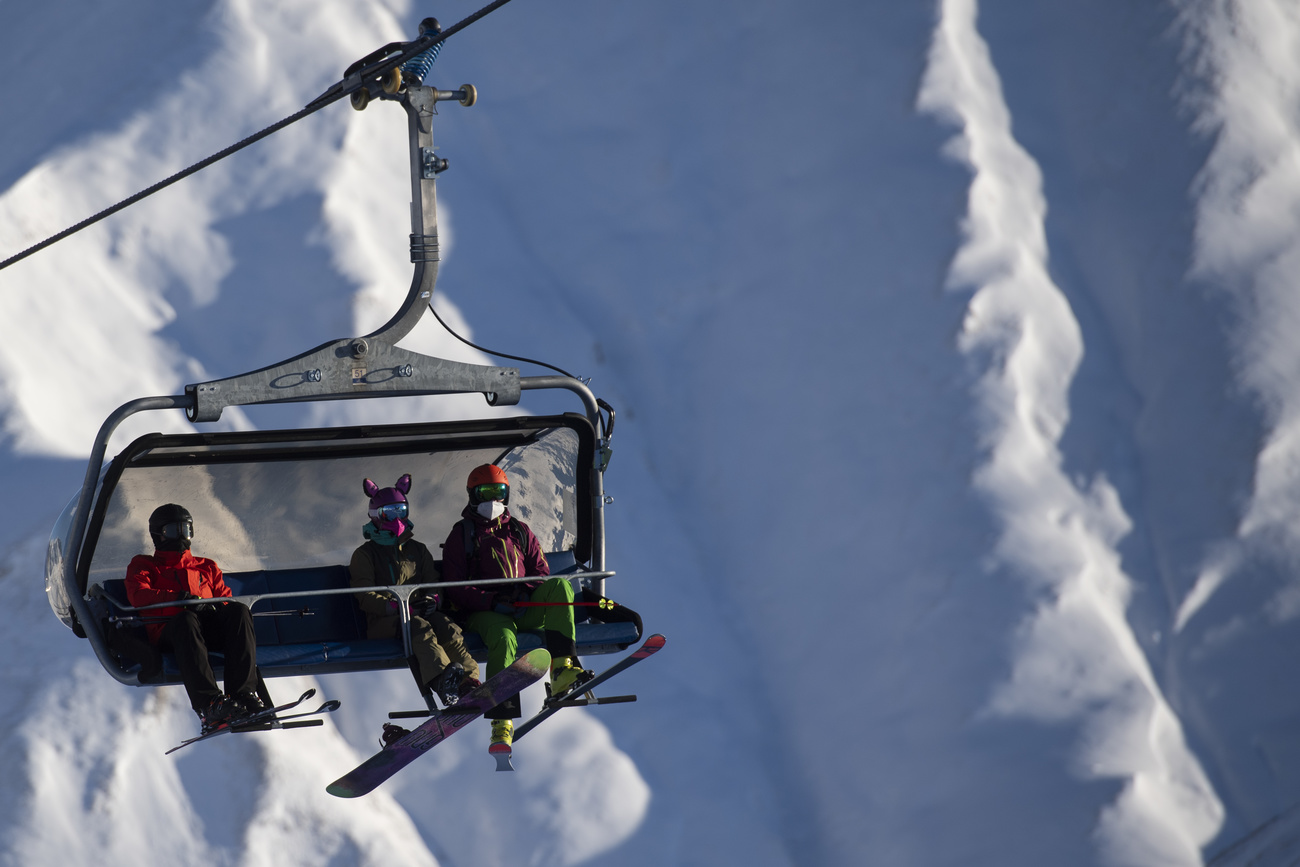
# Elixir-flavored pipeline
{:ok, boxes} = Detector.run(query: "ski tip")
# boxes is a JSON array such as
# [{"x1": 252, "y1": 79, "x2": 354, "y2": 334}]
[
  {"x1": 632, "y1": 634, "x2": 666, "y2": 657},
  {"x1": 326, "y1": 781, "x2": 363, "y2": 799},
  {"x1": 299, "y1": 688, "x2": 317, "y2": 701},
  {"x1": 322, "y1": 700, "x2": 342, "y2": 712}
]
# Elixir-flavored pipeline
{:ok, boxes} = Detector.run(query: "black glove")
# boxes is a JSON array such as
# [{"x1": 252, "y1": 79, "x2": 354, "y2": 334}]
[
  {"x1": 181, "y1": 592, "x2": 215, "y2": 614},
  {"x1": 409, "y1": 592, "x2": 440, "y2": 619}
]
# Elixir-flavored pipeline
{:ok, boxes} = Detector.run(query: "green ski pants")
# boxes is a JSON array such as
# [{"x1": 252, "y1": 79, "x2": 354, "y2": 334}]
[{"x1": 466, "y1": 575, "x2": 577, "y2": 679}]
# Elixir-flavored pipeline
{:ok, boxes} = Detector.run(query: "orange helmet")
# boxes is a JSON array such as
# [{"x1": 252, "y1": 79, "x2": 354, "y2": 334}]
[
  {"x1": 467, "y1": 464, "x2": 508, "y2": 487},
  {"x1": 467, "y1": 464, "x2": 509, "y2": 505}
]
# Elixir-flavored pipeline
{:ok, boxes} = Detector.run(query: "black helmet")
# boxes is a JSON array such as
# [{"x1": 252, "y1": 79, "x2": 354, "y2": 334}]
[{"x1": 149, "y1": 504, "x2": 194, "y2": 551}]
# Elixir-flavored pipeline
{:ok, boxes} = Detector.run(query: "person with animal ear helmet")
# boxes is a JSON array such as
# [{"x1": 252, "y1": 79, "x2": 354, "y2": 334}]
[
  {"x1": 124, "y1": 504, "x2": 264, "y2": 733},
  {"x1": 440, "y1": 464, "x2": 593, "y2": 755},
  {"x1": 349, "y1": 474, "x2": 481, "y2": 739}
]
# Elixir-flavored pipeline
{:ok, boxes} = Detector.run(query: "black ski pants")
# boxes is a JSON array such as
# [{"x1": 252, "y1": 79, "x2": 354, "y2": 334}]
[{"x1": 159, "y1": 601, "x2": 258, "y2": 711}]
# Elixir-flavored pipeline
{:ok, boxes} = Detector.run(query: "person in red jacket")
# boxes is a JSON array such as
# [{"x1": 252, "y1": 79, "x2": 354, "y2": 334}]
[
  {"x1": 441, "y1": 464, "x2": 592, "y2": 754},
  {"x1": 125, "y1": 504, "x2": 262, "y2": 733}
]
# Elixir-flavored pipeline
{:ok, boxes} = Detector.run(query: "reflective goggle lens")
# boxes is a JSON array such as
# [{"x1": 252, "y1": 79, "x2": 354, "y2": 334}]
[
  {"x1": 373, "y1": 502, "x2": 409, "y2": 521},
  {"x1": 162, "y1": 519, "x2": 193, "y2": 541},
  {"x1": 473, "y1": 483, "x2": 508, "y2": 502}
]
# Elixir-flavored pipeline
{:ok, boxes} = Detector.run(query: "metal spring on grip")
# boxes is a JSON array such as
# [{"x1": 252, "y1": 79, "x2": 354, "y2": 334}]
[
  {"x1": 410, "y1": 234, "x2": 440, "y2": 263},
  {"x1": 401, "y1": 41, "x2": 443, "y2": 86}
]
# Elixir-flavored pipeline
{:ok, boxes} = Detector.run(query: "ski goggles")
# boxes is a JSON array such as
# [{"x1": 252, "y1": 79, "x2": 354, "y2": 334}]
[
  {"x1": 370, "y1": 502, "x2": 409, "y2": 521},
  {"x1": 159, "y1": 519, "x2": 193, "y2": 541},
  {"x1": 472, "y1": 483, "x2": 509, "y2": 502}
]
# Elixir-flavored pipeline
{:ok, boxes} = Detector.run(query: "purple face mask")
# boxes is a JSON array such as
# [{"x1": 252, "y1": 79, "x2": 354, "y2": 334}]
[{"x1": 363, "y1": 474, "x2": 412, "y2": 536}]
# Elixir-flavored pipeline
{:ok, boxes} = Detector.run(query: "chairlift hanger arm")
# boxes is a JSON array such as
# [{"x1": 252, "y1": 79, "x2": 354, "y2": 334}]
[{"x1": 185, "y1": 79, "x2": 518, "y2": 422}]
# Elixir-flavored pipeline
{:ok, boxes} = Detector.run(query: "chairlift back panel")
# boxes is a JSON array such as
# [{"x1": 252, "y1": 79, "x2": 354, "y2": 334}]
[{"x1": 80, "y1": 415, "x2": 595, "y2": 596}]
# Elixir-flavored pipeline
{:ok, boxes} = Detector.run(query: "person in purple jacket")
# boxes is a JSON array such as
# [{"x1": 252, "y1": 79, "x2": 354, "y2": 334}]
[{"x1": 442, "y1": 464, "x2": 591, "y2": 754}]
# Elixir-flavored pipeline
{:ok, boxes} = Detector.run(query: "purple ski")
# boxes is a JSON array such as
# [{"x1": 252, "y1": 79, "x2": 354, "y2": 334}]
[{"x1": 326, "y1": 648, "x2": 550, "y2": 798}]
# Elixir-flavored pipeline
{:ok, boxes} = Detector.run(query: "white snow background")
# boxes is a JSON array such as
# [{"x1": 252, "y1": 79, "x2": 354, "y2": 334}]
[{"x1": 3, "y1": 0, "x2": 1300, "y2": 864}]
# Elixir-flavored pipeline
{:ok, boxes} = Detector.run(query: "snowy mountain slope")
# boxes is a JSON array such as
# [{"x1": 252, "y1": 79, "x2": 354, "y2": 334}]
[
  {"x1": 917, "y1": 2, "x2": 1220, "y2": 863},
  {"x1": 7, "y1": 0, "x2": 1300, "y2": 865},
  {"x1": 1165, "y1": 3, "x2": 1300, "y2": 842}
]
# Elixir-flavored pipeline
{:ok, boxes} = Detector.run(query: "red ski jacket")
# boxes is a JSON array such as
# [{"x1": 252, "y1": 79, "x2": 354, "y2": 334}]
[{"x1": 125, "y1": 549, "x2": 232, "y2": 643}]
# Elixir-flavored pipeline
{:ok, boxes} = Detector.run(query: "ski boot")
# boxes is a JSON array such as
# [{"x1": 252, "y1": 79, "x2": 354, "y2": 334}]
[
  {"x1": 459, "y1": 671, "x2": 482, "y2": 699},
  {"x1": 232, "y1": 690, "x2": 267, "y2": 718},
  {"x1": 548, "y1": 659, "x2": 594, "y2": 701},
  {"x1": 197, "y1": 695, "x2": 238, "y2": 735},
  {"x1": 381, "y1": 723, "x2": 410, "y2": 748},
  {"x1": 432, "y1": 664, "x2": 479, "y2": 708},
  {"x1": 489, "y1": 719, "x2": 514, "y2": 772}
]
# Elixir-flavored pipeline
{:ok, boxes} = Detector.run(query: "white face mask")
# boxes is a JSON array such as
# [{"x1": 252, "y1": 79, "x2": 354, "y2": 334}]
[{"x1": 477, "y1": 500, "x2": 506, "y2": 521}]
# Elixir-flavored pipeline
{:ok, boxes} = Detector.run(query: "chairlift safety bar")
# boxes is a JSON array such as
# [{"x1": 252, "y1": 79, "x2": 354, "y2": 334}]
[{"x1": 97, "y1": 573, "x2": 616, "y2": 659}]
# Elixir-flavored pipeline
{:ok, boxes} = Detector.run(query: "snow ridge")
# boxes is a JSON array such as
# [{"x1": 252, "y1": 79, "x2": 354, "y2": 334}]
[
  {"x1": 919, "y1": 2, "x2": 1223, "y2": 863},
  {"x1": 1173, "y1": 0, "x2": 1300, "y2": 629}
]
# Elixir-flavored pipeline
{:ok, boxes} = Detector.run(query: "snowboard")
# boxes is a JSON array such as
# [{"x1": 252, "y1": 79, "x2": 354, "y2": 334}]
[{"x1": 326, "y1": 648, "x2": 550, "y2": 798}]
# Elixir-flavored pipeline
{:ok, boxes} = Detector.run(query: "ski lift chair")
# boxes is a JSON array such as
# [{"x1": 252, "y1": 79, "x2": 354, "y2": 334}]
[{"x1": 43, "y1": 38, "x2": 639, "y2": 690}]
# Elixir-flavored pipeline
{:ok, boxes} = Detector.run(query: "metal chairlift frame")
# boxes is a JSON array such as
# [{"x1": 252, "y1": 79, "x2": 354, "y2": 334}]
[{"x1": 49, "y1": 75, "x2": 617, "y2": 687}]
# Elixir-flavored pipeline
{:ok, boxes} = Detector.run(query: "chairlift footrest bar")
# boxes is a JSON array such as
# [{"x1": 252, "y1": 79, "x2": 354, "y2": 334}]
[
  {"x1": 279, "y1": 719, "x2": 325, "y2": 730},
  {"x1": 229, "y1": 718, "x2": 324, "y2": 733},
  {"x1": 548, "y1": 694, "x2": 636, "y2": 708},
  {"x1": 389, "y1": 709, "x2": 434, "y2": 720},
  {"x1": 229, "y1": 722, "x2": 276, "y2": 733}
]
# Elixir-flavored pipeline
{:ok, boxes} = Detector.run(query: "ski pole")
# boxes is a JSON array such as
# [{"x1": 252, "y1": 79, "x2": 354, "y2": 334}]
[{"x1": 511, "y1": 598, "x2": 621, "y2": 610}]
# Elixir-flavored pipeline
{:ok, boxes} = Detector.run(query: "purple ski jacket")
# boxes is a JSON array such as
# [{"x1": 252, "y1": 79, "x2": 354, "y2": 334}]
[{"x1": 442, "y1": 505, "x2": 549, "y2": 614}]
